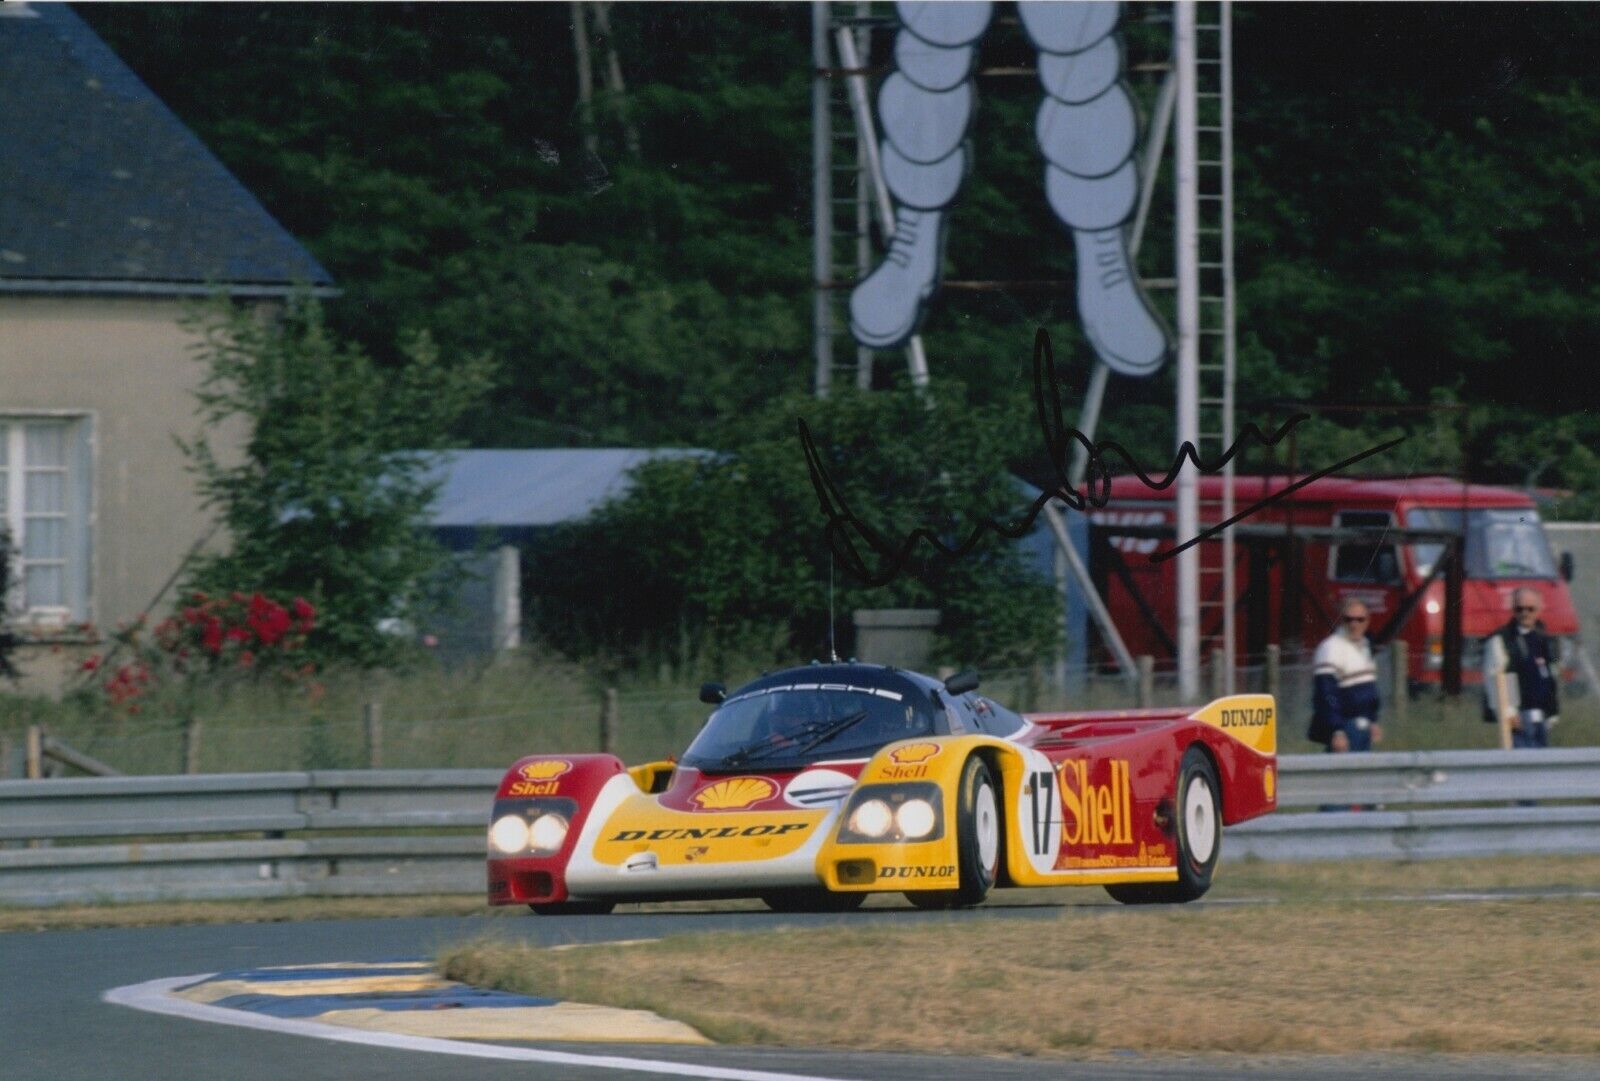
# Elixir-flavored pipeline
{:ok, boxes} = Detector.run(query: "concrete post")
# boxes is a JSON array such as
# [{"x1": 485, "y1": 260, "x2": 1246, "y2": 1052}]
[
  {"x1": 1265, "y1": 643, "x2": 1281, "y2": 703},
  {"x1": 183, "y1": 718, "x2": 202, "y2": 775},
  {"x1": 1136, "y1": 656, "x2": 1154, "y2": 708},
  {"x1": 1389, "y1": 640, "x2": 1408, "y2": 724},
  {"x1": 492, "y1": 545, "x2": 521, "y2": 653},
  {"x1": 0, "y1": 733, "x2": 12, "y2": 779},
  {"x1": 1209, "y1": 647, "x2": 1226, "y2": 701},
  {"x1": 25, "y1": 725, "x2": 42, "y2": 780},
  {"x1": 599, "y1": 688, "x2": 618, "y2": 754},
  {"x1": 364, "y1": 700, "x2": 384, "y2": 769}
]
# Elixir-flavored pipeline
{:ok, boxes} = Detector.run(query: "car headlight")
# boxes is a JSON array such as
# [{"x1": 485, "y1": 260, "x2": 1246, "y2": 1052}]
[
  {"x1": 489, "y1": 814, "x2": 530, "y2": 854},
  {"x1": 895, "y1": 798, "x2": 937, "y2": 839},
  {"x1": 838, "y1": 783, "x2": 946, "y2": 844},
  {"x1": 529, "y1": 813, "x2": 569, "y2": 853},
  {"x1": 849, "y1": 799, "x2": 893, "y2": 839}
]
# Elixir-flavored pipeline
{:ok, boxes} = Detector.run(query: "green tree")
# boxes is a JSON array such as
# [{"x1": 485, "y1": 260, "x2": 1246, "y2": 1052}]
[
  {"x1": 180, "y1": 299, "x2": 492, "y2": 669},
  {"x1": 531, "y1": 388, "x2": 1060, "y2": 674}
]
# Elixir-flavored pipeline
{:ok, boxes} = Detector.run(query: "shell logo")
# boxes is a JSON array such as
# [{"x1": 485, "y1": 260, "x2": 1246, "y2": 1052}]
[
  {"x1": 692, "y1": 776, "x2": 777, "y2": 810},
  {"x1": 889, "y1": 743, "x2": 939, "y2": 765},
  {"x1": 519, "y1": 759, "x2": 573, "y2": 782}
]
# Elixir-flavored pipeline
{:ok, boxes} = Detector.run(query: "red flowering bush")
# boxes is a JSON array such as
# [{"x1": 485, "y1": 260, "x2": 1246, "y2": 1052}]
[
  {"x1": 157, "y1": 591, "x2": 315, "y2": 671},
  {"x1": 84, "y1": 591, "x2": 317, "y2": 713}
]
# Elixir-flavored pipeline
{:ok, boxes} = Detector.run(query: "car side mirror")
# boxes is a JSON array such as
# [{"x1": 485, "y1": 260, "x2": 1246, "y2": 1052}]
[
  {"x1": 1560, "y1": 551, "x2": 1574, "y2": 583},
  {"x1": 699, "y1": 682, "x2": 726, "y2": 705},
  {"x1": 943, "y1": 669, "x2": 980, "y2": 696}
]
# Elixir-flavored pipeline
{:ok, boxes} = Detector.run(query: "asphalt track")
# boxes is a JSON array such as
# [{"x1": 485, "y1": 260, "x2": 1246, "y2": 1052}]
[{"x1": 6, "y1": 896, "x2": 1600, "y2": 1081}]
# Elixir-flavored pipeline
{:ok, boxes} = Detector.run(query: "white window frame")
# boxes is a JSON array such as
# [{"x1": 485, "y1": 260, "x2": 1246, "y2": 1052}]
[
  {"x1": 0, "y1": 412, "x2": 94, "y2": 628},
  {"x1": 1327, "y1": 509, "x2": 1400, "y2": 585}
]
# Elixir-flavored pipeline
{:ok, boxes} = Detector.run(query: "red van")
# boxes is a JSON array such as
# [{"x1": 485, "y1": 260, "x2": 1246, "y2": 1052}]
[{"x1": 1089, "y1": 474, "x2": 1578, "y2": 686}]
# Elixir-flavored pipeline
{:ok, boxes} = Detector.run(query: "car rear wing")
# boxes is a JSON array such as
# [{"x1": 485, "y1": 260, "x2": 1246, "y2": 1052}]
[{"x1": 1026, "y1": 693, "x2": 1277, "y2": 756}]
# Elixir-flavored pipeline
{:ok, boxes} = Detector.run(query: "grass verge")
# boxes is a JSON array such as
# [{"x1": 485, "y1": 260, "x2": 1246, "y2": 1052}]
[
  {"x1": 8, "y1": 855, "x2": 1600, "y2": 933},
  {"x1": 440, "y1": 896, "x2": 1600, "y2": 1057}
]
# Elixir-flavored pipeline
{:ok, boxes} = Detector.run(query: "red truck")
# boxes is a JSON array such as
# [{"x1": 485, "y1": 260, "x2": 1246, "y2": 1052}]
[{"x1": 1089, "y1": 474, "x2": 1579, "y2": 687}]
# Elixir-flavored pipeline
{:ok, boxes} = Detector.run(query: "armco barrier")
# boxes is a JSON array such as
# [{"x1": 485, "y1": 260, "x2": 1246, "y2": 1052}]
[
  {"x1": 1229, "y1": 747, "x2": 1600, "y2": 862},
  {"x1": 2, "y1": 752, "x2": 1599, "y2": 906},
  {"x1": 0, "y1": 770, "x2": 499, "y2": 906}
]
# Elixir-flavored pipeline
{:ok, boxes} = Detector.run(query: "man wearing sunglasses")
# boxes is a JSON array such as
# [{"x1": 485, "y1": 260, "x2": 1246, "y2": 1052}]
[
  {"x1": 1483, "y1": 588, "x2": 1560, "y2": 749},
  {"x1": 1308, "y1": 599, "x2": 1383, "y2": 753}
]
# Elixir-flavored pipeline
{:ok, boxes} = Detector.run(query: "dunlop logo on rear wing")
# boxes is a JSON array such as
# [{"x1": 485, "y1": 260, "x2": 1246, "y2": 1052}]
[{"x1": 1192, "y1": 694, "x2": 1276, "y2": 755}]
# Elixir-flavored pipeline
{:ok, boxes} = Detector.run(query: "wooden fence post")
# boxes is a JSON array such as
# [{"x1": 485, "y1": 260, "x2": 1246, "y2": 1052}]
[
  {"x1": 1136, "y1": 656, "x2": 1154, "y2": 708},
  {"x1": 183, "y1": 718, "x2": 203, "y2": 775},
  {"x1": 599, "y1": 688, "x2": 618, "y2": 754},
  {"x1": 1265, "y1": 644, "x2": 1281, "y2": 703},
  {"x1": 364, "y1": 700, "x2": 384, "y2": 769},
  {"x1": 1389, "y1": 640, "x2": 1408, "y2": 724},
  {"x1": 25, "y1": 724, "x2": 43, "y2": 780},
  {"x1": 0, "y1": 732, "x2": 12, "y2": 779}
]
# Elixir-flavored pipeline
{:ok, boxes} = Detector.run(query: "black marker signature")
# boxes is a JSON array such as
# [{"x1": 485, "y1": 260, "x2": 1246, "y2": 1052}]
[{"x1": 800, "y1": 327, "x2": 1406, "y2": 586}]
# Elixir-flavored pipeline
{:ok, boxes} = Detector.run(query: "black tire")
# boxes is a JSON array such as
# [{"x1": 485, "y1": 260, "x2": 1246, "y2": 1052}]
[
  {"x1": 761, "y1": 889, "x2": 866, "y2": 913},
  {"x1": 529, "y1": 900, "x2": 616, "y2": 915},
  {"x1": 904, "y1": 755, "x2": 1001, "y2": 909},
  {"x1": 1106, "y1": 746, "x2": 1220, "y2": 905}
]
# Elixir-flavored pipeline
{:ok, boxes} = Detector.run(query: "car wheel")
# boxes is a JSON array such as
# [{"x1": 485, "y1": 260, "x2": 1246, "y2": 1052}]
[
  {"x1": 905, "y1": 755, "x2": 1000, "y2": 909},
  {"x1": 761, "y1": 889, "x2": 866, "y2": 913},
  {"x1": 1106, "y1": 745, "x2": 1220, "y2": 905},
  {"x1": 529, "y1": 900, "x2": 616, "y2": 915}
]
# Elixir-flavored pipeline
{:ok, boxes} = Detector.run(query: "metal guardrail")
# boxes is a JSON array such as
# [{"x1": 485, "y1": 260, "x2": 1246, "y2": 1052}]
[
  {"x1": 2, "y1": 752, "x2": 1598, "y2": 906},
  {"x1": 1230, "y1": 748, "x2": 1600, "y2": 863}
]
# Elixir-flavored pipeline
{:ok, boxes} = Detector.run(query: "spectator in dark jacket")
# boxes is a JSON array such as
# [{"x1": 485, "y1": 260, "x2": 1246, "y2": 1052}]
[
  {"x1": 1308, "y1": 599, "x2": 1383, "y2": 753},
  {"x1": 1483, "y1": 587, "x2": 1560, "y2": 748}
]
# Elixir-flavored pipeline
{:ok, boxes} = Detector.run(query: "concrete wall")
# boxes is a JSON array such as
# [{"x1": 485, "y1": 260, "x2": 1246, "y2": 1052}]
[{"x1": 0, "y1": 295, "x2": 244, "y2": 693}]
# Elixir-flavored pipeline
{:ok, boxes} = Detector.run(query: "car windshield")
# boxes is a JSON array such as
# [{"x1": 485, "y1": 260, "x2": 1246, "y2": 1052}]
[
  {"x1": 1407, "y1": 507, "x2": 1557, "y2": 580},
  {"x1": 681, "y1": 685, "x2": 934, "y2": 772}
]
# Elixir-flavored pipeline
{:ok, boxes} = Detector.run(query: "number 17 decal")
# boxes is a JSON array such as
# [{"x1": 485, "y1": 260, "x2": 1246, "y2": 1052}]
[{"x1": 1028, "y1": 769, "x2": 1055, "y2": 857}]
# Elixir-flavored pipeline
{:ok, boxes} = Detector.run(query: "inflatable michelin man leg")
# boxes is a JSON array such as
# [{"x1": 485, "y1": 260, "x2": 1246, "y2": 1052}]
[
  {"x1": 849, "y1": 1, "x2": 992, "y2": 350},
  {"x1": 1021, "y1": 0, "x2": 1170, "y2": 376}
]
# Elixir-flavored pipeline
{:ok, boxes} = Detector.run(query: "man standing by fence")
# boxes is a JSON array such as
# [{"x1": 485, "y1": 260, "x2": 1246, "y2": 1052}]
[
  {"x1": 1309, "y1": 598, "x2": 1383, "y2": 753},
  {"x1": 1484, "y1": 587, "x2": 1560, "y2": 749}
]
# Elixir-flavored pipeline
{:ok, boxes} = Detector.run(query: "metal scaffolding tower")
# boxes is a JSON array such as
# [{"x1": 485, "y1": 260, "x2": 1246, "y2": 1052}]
[
  {"x1": 811, "y1": 3, "x2": 928, "y2": 397},
  {"x1": 1182, "y1": 0, "x2": 1238, "y2": 696},
  {"x1": 811, "y1": 1, "x2": 1237, "y2": 700}
]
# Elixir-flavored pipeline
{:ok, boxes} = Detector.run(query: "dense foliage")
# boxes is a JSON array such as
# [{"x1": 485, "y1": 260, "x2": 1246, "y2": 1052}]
[
  {"x1": 179, "y1": 300, "x2": 492, "y2": 669},
  {"x1": 83, "y1": 4, "x2": 1600, "y2": 480},
  {"x1": 74, "y1": 3, "x2": 1600, "y2": 668},
  {"x1": 530, "y1": 388, "x2": 1059, "y2": 671}
]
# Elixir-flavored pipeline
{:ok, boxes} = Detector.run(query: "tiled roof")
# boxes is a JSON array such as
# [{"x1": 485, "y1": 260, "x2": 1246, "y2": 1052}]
[{"x1": 0, "y1": 3, "x2": 332, "y2": 295}]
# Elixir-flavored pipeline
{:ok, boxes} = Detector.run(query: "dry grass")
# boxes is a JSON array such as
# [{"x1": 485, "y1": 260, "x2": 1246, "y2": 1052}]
[
  {"x1": 441, "y1": 897, "x2": 1600, "y2": 1057},
  {"x1": 1211, "y1": 854, "x2": 1600, "y2": 899}
]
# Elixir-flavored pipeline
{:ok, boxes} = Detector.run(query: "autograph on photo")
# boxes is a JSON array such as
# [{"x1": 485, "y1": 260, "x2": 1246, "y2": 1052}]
[{"x1": 800, "y1": 328, "x2": 1407, "y2": 588}]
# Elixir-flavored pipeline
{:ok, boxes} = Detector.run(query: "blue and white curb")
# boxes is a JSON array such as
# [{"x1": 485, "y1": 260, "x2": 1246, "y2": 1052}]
[
  {"x1": 142, "y1": 960, "x2": 710, "y2": 1044},
  {"x1": 104, "y1": 972, "x2": 853, "y2": 1080}
]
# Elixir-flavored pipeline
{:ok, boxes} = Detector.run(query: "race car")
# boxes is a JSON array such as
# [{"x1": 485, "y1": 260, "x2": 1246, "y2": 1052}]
[{"x1": 486, "y1": 662, "x2": 1277, "y2": 913}]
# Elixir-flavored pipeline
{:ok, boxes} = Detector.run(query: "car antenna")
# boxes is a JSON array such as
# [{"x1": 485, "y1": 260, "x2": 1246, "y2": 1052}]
[{"x1": 827, "y1": 550, "x2": 840, "y2": 662}]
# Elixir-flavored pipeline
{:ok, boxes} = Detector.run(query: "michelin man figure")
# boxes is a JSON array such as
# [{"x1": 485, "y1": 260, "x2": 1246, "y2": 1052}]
[{"x1": 849, "y1": 1, "x2": 1170, "y2": 377}]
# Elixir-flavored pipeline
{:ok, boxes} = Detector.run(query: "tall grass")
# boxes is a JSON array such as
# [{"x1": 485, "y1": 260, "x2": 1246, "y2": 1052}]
[{"x1": 2, "y1": 651, "x2": 1595, "y2": 776}]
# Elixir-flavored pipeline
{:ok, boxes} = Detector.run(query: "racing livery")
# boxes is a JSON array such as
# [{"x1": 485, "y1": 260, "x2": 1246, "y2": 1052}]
[{"x1": 487, "y1": 663, "x2": 1276, "y2": 913}]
